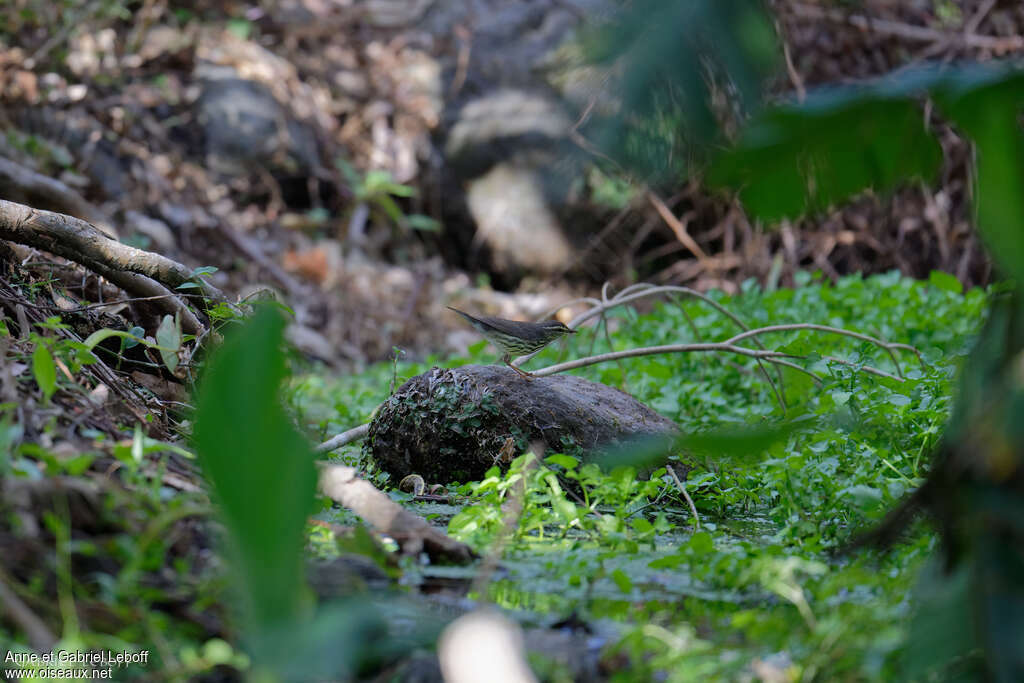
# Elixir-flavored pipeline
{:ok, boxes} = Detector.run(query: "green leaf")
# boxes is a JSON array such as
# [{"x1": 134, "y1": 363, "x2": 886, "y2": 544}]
[
  {"x1": 131, "y1": 423, "x2": 145, "y2": 464},
  {"x1": 708, "y1": 93, "x2": 942, "y2": 220},
  {"x1": 546, "y1": 453, "x2": 580, "y2": 470},
  {"x1": 190, "y1": 265, "x2": 219, "y2": 278},
  {"x1": 934, "y1": 67, "x2": 1024, "y2": 283},
  {"x1": 406, "y1": 214, "x2": 441, "y2": 232},
  {"x1": 155, "y1": 314, "x2": 181, "y2": 373},
  {"x1": 610, "y1": 568, "x2": 633, "y2": 594},
  {"x1": 62, "y1": 453, "x2": 95, "y2": 476},
  {"x1": 688, "y1": 531, "x2": 714, "y2": 555},
  {"x1": 841, "y1": 484, "x2": 883, "y2": 510},
  {"x1": 648, "y1": 553, "x2": 687, "y2": 569},
  {"x1": 631, "y1": 517, "x2": 654, "y2": 534},
  {"x1": 593, "y1": 433, "x2": 675, "y2": 472},
  {"x1": 32, "y1": 344, "x2": 57, "y2": 401},
  {"x1": 928, "y1": 270, "x2": 963, "y2": 294},
  {"x1": 193, "y1": 308, "x2": 318, "y2": 635},
  {"x1": 82, "y1": 328, "x2": 162, "y2": 352},
  {"x1": 831, "y1": 391, "x2": 852, "y2": 406},
  {"x1": 553, "y1": 498, "x2": 578, "y2": 524},
  {"x1": 226, "y1": 18, "x2": 251, "y2": 39},
  {"x1": 374, "y1": 194, "x2": 405, "y2": 223},
  {"x1": 123, "y1": 326, "x2": 145, "y2": 350}
]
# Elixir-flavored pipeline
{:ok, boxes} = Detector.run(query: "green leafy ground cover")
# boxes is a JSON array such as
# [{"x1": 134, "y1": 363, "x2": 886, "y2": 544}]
[
  {"x1": 294, "y1": 271, "x2": 987, "y2": 680},
  {"x1": 0, "y1": 271, "x2": 989, "y2": 680}
]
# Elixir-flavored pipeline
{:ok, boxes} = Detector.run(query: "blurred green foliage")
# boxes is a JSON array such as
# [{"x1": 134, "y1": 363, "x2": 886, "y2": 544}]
[
  {"x1": 195, "y1": 308, "x2": 317, "y2": 631},
  {"x1": 707, "y1": 92, "x2": 943, "y2": 220},
  {"x1": 709, "y1": 63, "x2": 1024, "y2": 283},
  {"x1": 577, "y1": 0, "x2": 778, "y2": 182}
]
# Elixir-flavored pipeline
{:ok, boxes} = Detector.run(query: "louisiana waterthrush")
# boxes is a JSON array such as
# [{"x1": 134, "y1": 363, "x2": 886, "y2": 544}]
[{"x1": 447, "y1": 306, "x2": 576, "y2": 378}]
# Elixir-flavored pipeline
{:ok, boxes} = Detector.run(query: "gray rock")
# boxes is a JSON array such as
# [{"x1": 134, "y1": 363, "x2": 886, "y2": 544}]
[
  {"x1": 194, "y1": 64, "x2": 320, "y2": 175},
  {"x1": 365, "y1": 364, "x2": 678, "y2": 482}
]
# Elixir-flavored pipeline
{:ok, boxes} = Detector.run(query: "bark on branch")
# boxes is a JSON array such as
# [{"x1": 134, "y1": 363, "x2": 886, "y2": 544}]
[
  {"x1": 319, "y1": 465, "x2": 476, "y2": 563},
  {"x1": 0, "y1": 199, "x2": 228, "y2": 335}
]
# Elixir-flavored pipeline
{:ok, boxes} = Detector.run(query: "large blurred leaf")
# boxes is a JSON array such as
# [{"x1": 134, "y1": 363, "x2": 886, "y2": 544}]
[
  {"x1": 708, "y1": 61, "x2": 1024, "y2": 237},
  {"x1": 578, "y1": 0, "x2": 778, "y2": 181},
  {"x1": 903, "y1": 561, "x2": 974, "y2": 680},
  {"x1": 934, "y1": 67, "x2": 1024, "y2": 284},
  {"x1": 595, "y1": 417, "x2": 814, "y2": 470},
  {"x1": 193, "y1": 308, "x2": 318, "y2": 631},
  {"x1": 707, "y1": 91, "x2": 942, "y2": 219},
  {"x1": 675, "y1": 417, "x2": 815, "y2": 463}
]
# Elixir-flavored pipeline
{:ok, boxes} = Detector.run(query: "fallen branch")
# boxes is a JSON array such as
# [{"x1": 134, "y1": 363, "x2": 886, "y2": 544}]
[
  {"x1": 319, "y1": 464, "x2": 476, "y2": 563},
  {"x1": 314, "y1": 423, "x2": 370, "y2": 454},
  {"x1": 0, "y1": 199, "x2": 226, "y2": 302},
  {"x1": 0, "y1": 199, "x2": 228, "y2": 335}
]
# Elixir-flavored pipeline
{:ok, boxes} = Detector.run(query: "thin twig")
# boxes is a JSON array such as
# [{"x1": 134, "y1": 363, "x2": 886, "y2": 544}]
[
  {"x1": 767, "y1": 358, "x2": 825, "y2": 385},
  {"x1": 723, "y1": 323, "x2": 922, "y2": 376},
  {"x1": 646, "y1": 190, "x2": 707, "y2": 261},
  {"x1": 666, "y1": 464, "x2": 700, "y2": 531},
  {"x1": 964, "y1": 0, "x2": 998, "y2": 37},
  {"x1": 0, "y1": 292, "x2": 205, "y2": 314},
  {"x1": 534, "y1": 342, "x2": 798, "y2": 375},
  {"x1": 315, "y1": 423, "x2": 370, "y2": 454},
  {"x1": 779, "y1": 26, "x2": 806, "y2": 102},
  {"x1": 823, "y1": 356, "x2": 903, "y2": 382},
  {"x1": 600, "y1": 309, "x2": 629, "y2": 391}
]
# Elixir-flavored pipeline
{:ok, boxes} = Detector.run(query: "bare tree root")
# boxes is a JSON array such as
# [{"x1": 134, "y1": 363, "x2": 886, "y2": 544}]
[
  {"x1": 534, "y1": 331, "x2": 910, "y2": 384},
  {"x1": 0, "y1": 199, "x2": 229, "y2": 336},
  {"x1": 534, "y1": 282, "x2": 787, "y2": 410},
  {"x1": 533, "y1": 282, "x2": 919, "y2": 406},
  {"x1": 318, "y1": 284, "x2": 923, "y2": 452}
]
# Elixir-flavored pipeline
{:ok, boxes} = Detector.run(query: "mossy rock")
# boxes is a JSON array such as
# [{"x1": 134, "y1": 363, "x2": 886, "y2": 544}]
[{"x1": 364, "y1": 365, "x2": 679, "y2": 482}]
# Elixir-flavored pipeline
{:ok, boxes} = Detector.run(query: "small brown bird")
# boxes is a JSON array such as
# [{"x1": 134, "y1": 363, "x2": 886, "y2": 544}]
[{"x1": 447, "y1": 306, "x2": 576, "y2": 378}]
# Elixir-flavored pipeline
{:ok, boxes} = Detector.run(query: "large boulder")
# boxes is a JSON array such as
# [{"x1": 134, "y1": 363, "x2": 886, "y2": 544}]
[{"x1": 365, "y1": 364, "x2": 678, "y2": 482}]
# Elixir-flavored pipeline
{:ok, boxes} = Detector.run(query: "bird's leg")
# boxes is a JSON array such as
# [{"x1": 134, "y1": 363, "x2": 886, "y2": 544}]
[{"x1": 503, "y1": 353, "x2": 534, "y2": 379}]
